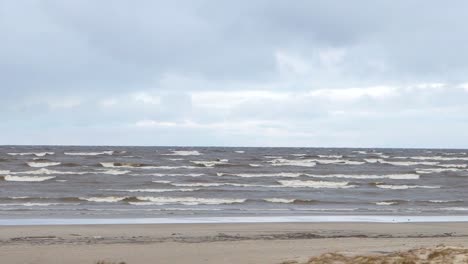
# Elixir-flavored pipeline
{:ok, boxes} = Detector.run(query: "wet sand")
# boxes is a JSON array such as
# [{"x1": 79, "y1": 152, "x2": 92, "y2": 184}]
[{"x1": 1, "y1": 222, "x2": 468, "y2": 264}]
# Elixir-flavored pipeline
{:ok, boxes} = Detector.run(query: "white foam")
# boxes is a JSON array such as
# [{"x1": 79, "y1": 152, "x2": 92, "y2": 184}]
[
  {"x1": 249, "y1": 164, "x2": 262, "y2": 167},
  {"x1": 80, "y1": 197, "x2": 127, "y2": 203},
  {"x1": 264, "y1": 198, "x2": 295, "y2": 203},
  {"x1": 26, "y1": 162, "x2": 61, "y2": 168},
  {"x1": 429, "y1": 200, "x2": 462, "y2": 203},
  {"x1": 403, "y1": 156, "x2": 468, "y2": 161},
  {"x1": 269, "y1": 158, "x2": 316, "y2": 167},
  {"x1": 291, "y1": 154, "x2": 307, "y2": 157},
  {"x1": 7, "y1": 152, "x2": 54, "y2": 157},
  {"x1": 352, "y1": 151, "x2": 368, "y2": 154},
  {"x1": 132, "y1": 197, "x2": 245, "y2": 205},
  {"x1": 163, "y1": 150, "x2": 202, "y2": 156},
  {"x1": 307, "y1": 174, "x2": 420, "y2": 180},
  {"x1": 0, "y1": 203, "x2": 66, "y2": 207},
  {"x1": 318, "y1": 155, "x2": 343, "y2": 158},
  {"x1": 0, "y1": 170, "x2": 10, "y2": 174},
  {"x1": 4, "y1": 175, "x2": 56, "y2": 182},
  {"x1": 364, "y1": 159, "x2": 439, "y2": 166},
  {"x1": 65, "y1": 151, "x2": 114, "y2": 156},
  {"x1": 235, "y1": 151, "x2": 245, "y2": 154},
  {"x1": 190, "y1": 159, "x2": 229, "y2": 167},
  {"x1": 376, "y1": 184, "x2": 440, "y2": 190},
  {"x1": 416, "y1": 168, "x2": 463, "y2": 174},
  {"x1": 9, "y1": 168, "x2": 89, "y2": 175},
  {"x1": 218, "y1": 172, "x2": 302, "y2": 178},
  {"x1": 99, "y1": 169, "x2": 130, "y2": 175},
  {"x1": 437, "y1": 164, "x2": 467, "y2": 168},
  {"x1": 166, "y1": 158, "x2": 184, "y2": 161},
  {"x1": 376, "y1": 202, "x2": 397, "y2": 206},
  {"x1": 278, "y1": 180, "x2": 354, "y2": 188},
  {"x1": 149, "y1": 173, "x2": 204, "y2": 177},
  {"x1": 100, "y1": 162, "x2": 198, "y2": 170},
  {"x1": 313, "y1": 159, "x2": 365, "y2": 165},
  {"x1": 264, "y1": 156, "x2": 283, "y2": 159},
  {"x1": 103, "y1": 188, "x2": 197, "y2": 193},
  {"x1": 152, "y1": 180, "x2": 172, "y2": 184}
]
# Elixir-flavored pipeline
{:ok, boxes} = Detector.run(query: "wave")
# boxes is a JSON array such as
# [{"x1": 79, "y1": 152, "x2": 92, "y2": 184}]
[
  {"x1": 428, "y1": 200, "x2": 463, "y2": 203},
  {"x1": 26, "y1": 162, "x2": 61, "y2": 168},
  {"x1": 171, "y1": 182, "x2": 277, "y2": 188},
  {"x1": 438, "y1": 164, "x2": 468, "y2": 168},
  {"x1": 269, "y1": 158, "x2": 316, "y2": 167},
  {"x1": 376, "y1": 184, "x2": 440, "y2": 190},
  {"x1": 307, "y1": 173, "x2": 420, "y2": 180},
  {"x1": 3, "y1": 175, "x2": 56, "y2": 182},
  {"x1": 249, "y1": 164, "x2": 262, "y2": 167},
  {"x1": 375, "y1": 201, "x2": 398, "y2": 206},
  {"x1": 291, "y1": 154, "x2": 307, "y2": 157},
  {"x1": 317, "y1": 155, "x2": 343, "y2": 158},
  {"x1": 102, "y1": 188, "x2": 198, "y2": 193},
  {"x1": 149, "y1": 173, "x2": 204, "y2": 177},
  {"x1": 130, "y1": 197, "x2": 245, "y2": 205},
  {"x1": 163, "y1": 150, "x2": 202, "y2": 156},
  {"x1": 217, "y1": 172, "x2": 302, "y2": 178},
  {"x1": 166, "y1": 158, "x2": 184, "y2": 161},
  {"x1": 416, "y1": 168, "x2": 464, "y2": 174},
  {"x1": 79, "y1": 196, "x2": 128, "y2": 203},
  {"x1": 396, "y1": 156, "x2": 468, "y2": 161},
  {"x1": 99, "y1": 169, "x2": 130, "y2": 175},
  {"x1": 0, "y1": 202, "x2": 72, "y2": 207},
  {"x1": 314, "y1": 159, "x2": 365, "y2": 165},
  {"x1": 0, "y1": 170, "x2": 10, "y2": 174},
  {"x1": 152, "y1": 180, "x2": 172, "y2": 184},
  {"x1": 65, "y1": 151, "x2": 114, "y2": 156},
  {"x1": 264, "y1": 156, "x2": 283, "y2": 159},
  {"x1": 8, "y1": 168, "x2": 90, "y2": 175},
  {"x1": 263, "y1": 198, "x2": 295, "y2": 203},
  {"x1": 364, "y1": 159, "x2": 439, "y2": 166},
  {"x1": 234, "y1": 150, "x2": 245, "y2": 154},
  {"x1": 278, "y1": 180, "x2": 354, "y2": 188},
  {"x1": 7, "y1": 152, "x2": 54, "y2": 157},
  {"x1": 190, "y1": 159, "x2": 229, "y2": 167}
]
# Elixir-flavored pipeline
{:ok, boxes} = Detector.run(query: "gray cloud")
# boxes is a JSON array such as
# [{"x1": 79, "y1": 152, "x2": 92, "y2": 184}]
[{"x1": 1, "y1": 1, "x2": 468, "y2": 146}]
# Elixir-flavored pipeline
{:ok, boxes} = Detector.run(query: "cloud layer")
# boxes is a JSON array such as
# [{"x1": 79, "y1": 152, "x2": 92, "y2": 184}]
[{"x1": 1, "y1": 1, "x2": 468, "y2": 147}]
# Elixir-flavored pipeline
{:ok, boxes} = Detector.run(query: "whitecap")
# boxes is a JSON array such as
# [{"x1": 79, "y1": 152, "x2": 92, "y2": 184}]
[
  {"x1": 429, "y1": 200, "x2": 462, "y2": 203},
  {"x1": 4, "y1": 175, "x2": 56, "y2": 182},
  {"x1": 99, "y1": 169, "x2": 130, "y2": 175},
  {"x1": 163, "y1": 150, "x2": 202, "y2": 156},
  {"x1": 278, "y1": 180, "x2": 354, "y2": 188},
  {"x1": 27, "y1": 162, "x2": 61, "y2": 168},
  {"x1": 376, "y1": 184, "x2": 440, "y2": 190},
  {"x1": 7, "y1": 152, "x2": 54, "y2": 157},
  {"x1": 80, "y1": 197, "x2": 127, "y2": 203},
  {"x1": 9, "y1": 168, "x2": 89, "y2": 175},
  {"x1": 152, "y1": 180, "x2": 172, "y2": 184},
  {"x1": 404, "y1": 156, "x2": 468, "y2": 161},
  {"x1": 149, "y1": 173, "x2": 204, "y2": 177},
  {"x1": 375, "y1": 202, "x2": 397, "y2": 206},
  {"x1": 269, "y1": 158, "x2": 316, "y2": 167},
  {"x1": 249, "y1": 164, "x2": 262, "y2": 167},
  {"x1": 102, "y1": 188, "x2": 197, "y2": 193},
  {"x1": 190, "y1": 159, "x2": 229, "y2": 167},
  {"x1": 132, "y1": 197, "x2": 245, "y2": 205},
  {"x1": 218, "y1": 172, "x2": 302, "y2": 178},
  {"x1": 317, "y1": 155, "x2": 343, "y2": 158},
  {"x1": 65, "y1": 151, "x2": 114, "y2": 156},
  {"x1": 416, "y1": 168, "x2": 463, "y2": 174},
  {"x1": 307, "y1": 174, "x2": 419, "y2": 180},
  {"x1": 166, "y1": 158, "x2": 184, "y2": 161},
  {"x1": 364, "y1": 159, "x2": 439, "y2": 166},
  {"x1": 264, "y1": 198, "x2": 295, "y2": 203},
  {"x1": 313, "y1": 159, "x2": 365, "y2": 165},
  {"x1": 234, "y1": 150, "x2": 245, "y2": 154}
]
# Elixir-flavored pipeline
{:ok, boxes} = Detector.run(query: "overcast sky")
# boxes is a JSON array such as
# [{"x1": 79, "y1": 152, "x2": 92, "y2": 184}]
[{"x1": 2, "y1": 1, "x2": 468, "y2": 148}]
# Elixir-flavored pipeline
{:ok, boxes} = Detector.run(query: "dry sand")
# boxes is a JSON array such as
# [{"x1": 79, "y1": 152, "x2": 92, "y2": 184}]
[{"x1": 1, "y1": 222, "x2": 468, "y2": 264}]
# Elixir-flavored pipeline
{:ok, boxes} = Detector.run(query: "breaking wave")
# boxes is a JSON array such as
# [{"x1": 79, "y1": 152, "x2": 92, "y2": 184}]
[
  {"x1": 376, "y1": 184, "x2": 440, "y2": 190},
  {"x1": 65, "y1": 151, "x2": 114, "y2": 156},
  {"x1": 7, "y1": 152, "x2": 54, "y2": 157},
  {"x1": 130, "y1": 197, "x2": 245, "y2": 205},
  {"x1": 27, "y1": 162, "x2": 61, "y2": 168},
  {"x1": 163, "y1": 150, "x2": 202, "y2": 156},
  {"x1": 3, "y1": 175, "x2": 56, "y2": 182},
  {"x1": 277, "y1": 180, "x2": 354, "y2": 188}
]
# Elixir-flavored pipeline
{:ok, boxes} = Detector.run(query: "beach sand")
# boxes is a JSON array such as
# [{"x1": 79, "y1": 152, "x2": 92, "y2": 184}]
[{"x1": 1, "y1": 222, "x2": 468, "y2": 264}]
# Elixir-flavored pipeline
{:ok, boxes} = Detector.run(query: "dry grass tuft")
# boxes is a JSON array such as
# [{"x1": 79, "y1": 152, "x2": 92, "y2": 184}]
[{"x1": 284, "y1": 246, "x2": 468, "y2": 264}]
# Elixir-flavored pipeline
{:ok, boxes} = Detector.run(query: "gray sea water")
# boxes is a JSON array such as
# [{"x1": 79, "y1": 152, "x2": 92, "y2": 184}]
[{"x1": 1, "y1": 146, "x2": 467, "y2": 221}]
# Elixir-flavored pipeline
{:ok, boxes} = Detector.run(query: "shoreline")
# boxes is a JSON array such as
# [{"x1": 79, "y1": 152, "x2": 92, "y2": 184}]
[
  {"x1": 2, "y1": 222, "x2": 468, "y2": 263},
  {"x1": 2, "y1": 215, "x2": 468, "y2": 225}
]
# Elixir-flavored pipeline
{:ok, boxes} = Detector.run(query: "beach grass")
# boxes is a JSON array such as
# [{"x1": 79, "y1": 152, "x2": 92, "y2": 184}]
[{"x1": 282, "y1": 246, "x2": 468, "y2": 264}]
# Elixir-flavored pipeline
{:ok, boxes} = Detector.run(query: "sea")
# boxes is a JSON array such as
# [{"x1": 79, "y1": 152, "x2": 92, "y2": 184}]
[{"x1": 1, "y1": 146, "x2": 468, "y2": 224}]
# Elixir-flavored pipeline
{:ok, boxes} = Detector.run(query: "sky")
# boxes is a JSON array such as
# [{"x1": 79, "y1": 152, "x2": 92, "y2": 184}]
[{"x1": 2, "y1": 0, "x2": 468, "y2": 148}]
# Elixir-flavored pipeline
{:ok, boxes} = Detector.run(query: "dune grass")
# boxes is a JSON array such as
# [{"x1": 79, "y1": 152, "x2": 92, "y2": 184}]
[{"x1": 281, "y1": 246, "x2": 468, "y2": 264}]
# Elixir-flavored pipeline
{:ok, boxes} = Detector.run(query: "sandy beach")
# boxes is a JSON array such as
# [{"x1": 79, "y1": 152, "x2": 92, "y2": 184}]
[{"x1": 1, "y1": 222, "x2": 468, "y2": 263}]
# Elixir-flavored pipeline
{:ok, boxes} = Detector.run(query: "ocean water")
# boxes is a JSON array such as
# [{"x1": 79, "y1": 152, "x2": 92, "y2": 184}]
[{"x1": 1, "y1": 146, "x2": 468, "y2": 221}]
